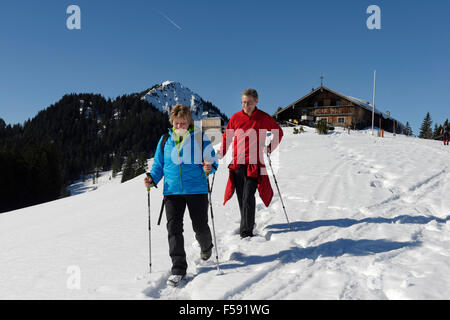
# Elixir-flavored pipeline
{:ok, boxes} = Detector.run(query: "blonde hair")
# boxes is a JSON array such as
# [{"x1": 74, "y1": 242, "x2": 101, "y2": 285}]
[{"x1": 169, "y1": 104, "x2": 194, "y2": 127}]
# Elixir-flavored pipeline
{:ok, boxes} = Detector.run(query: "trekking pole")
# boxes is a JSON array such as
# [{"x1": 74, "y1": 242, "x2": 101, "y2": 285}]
[
  {"x1": 146, "y1": 172, "x2": 157, "y2": 273},
  {"x1": 157, "y1": 198, "x2": 165, "y2": 226},
  {"x1": 207, "y1": 172, "x2": 223, "y2": 275},
  {"x1": 146, "y1": 186, "x2": 152, "y2": 273},
  {"x1": 266, "y1": 153, "x2": 292, "y2": 230}
]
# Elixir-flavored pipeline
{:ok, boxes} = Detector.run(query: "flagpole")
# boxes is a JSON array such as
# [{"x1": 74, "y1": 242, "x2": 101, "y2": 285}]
[{"x1": 372, "y1": 70, "x2": 376, "y2": 135}]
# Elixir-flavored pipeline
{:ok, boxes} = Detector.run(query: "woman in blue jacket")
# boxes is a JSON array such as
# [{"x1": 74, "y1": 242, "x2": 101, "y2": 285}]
[{"x1": 144, "y1": 104, "x2": 218, "y2": 286}]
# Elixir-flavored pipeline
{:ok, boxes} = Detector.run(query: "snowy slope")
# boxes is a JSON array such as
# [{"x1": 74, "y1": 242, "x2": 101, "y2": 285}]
[
  {"x1": 142, "y1": 81, "x2": 218, "y2": 121},
  {"x1": 1, "y1": 128, "x2": 450, "y2": 300}
]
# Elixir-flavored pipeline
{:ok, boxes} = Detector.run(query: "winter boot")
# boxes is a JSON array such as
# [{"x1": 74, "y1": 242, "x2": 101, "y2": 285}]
[
  {"x1": 167, "y1": 274, "x2": 185, "y2": 287},
  {"x1": 200, "y1": 248, "x2": 212, "y2": 261}
]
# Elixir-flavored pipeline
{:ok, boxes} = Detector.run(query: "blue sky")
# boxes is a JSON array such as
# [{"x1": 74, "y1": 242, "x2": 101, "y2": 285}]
[{"x1": 1, "y1": 0, "x2": 449, "y2": 134}]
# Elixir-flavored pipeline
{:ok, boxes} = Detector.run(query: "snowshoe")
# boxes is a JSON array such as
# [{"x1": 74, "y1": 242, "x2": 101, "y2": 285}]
[
  {"x1": 200, "y1": 248, "x2": 212, "y2": 261},
  {"x1": 167, "y1": 274, "x2": 185, "y2": 287}
]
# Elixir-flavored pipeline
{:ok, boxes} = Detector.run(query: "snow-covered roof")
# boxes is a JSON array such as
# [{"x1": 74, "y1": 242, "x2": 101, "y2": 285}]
[
  {"x1": 345, "y1": 96, "x2": 383, "y2": 117},
  {"x1": 201, "y1": 111, "x2": 221, "y2": 119}
]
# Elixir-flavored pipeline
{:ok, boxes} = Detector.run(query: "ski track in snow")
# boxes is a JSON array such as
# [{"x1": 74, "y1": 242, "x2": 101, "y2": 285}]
[{"x1": 1, "y1": 127, "x2": 450, "y2": 299}]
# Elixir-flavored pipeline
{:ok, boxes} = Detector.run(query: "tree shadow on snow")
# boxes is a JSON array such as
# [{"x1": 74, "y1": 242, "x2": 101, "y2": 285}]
[
  {"x1": 265, "y1": 214, "x2": 450, "y2": 235},
  {"x1": 197, "y1": 238, "x2": 421, "y2": 273}
]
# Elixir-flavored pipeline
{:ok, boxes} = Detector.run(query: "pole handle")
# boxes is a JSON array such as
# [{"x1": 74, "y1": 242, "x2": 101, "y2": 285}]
[{"x1": 146, "y1": 172, "x2": 157, "y2": 189}]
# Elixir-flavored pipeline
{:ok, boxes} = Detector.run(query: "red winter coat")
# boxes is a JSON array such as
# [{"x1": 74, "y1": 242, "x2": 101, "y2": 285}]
[{"x1": 221, "y1": 107, "x2": 283, "y2": 207}]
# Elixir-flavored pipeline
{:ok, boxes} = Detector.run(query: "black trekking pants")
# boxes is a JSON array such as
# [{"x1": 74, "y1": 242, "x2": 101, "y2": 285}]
[
  {"x1": 164, "y1": 194, "x2": 213, "y2": 275},
  {"x1": 234, "y1": 166, "x2": 258, "y2": 238}
]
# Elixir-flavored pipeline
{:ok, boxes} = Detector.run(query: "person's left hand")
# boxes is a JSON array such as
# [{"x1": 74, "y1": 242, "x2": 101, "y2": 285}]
[{"x1": 203, "y1": 161, "x2": 212, "y2": 174}]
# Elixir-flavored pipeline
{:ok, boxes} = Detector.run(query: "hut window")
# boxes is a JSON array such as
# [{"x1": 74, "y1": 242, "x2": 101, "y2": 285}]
[{"x1": 336, "y1": 100, "x2": 342, "y2": 106}]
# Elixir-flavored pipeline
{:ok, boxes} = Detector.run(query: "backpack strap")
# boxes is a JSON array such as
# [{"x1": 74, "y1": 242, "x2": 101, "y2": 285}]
[{"x1": 160, "y1": 133, "x2": 170, "y2": 155}]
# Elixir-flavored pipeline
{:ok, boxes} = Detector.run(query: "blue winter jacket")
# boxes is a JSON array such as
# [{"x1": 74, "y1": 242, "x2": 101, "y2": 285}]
[{"x1": 150, "y1": 128, "x2": 218, "y2": 195}]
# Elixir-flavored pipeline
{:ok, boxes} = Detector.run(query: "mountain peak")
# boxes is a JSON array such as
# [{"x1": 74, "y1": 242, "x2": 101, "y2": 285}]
[
  {"x1": 161, "y1": 80, "x2": 175, "y2": 87},
  {"x1": 142, "y1": 81, "x2": 226, "y2": 121}
]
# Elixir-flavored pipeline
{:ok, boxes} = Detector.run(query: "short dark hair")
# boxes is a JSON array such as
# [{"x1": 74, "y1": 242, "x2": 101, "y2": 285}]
[{"x1": 242, "y1": 88, "x2": 258, "y2": 100}]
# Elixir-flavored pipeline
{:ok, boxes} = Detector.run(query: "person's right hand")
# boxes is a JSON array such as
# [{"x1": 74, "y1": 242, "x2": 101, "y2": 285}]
[{"x1": 144, "y1": 176, "x2": 154, "y2": 189}]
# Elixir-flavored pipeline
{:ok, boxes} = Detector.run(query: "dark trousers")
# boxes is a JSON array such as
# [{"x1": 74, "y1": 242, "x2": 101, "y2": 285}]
[
  {"x1": 164, "y1": 194, "x2": 212, "y2": 275},
  {"x1": 234, "y1": 166, "x2": 258, "y2": 237}
]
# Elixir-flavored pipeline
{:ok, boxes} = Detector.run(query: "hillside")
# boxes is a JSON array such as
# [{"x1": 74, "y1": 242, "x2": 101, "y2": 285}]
[
  {"x1": 0, "y1": 81, "x2": 228, "y2": 213},
  {"x1": 0, "y1": 127, "x2": 449, "y2": 300}
]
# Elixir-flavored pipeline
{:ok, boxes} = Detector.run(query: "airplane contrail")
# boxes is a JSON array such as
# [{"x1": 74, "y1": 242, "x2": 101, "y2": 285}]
[{"x1": 158, "y1": 11, "x2": 182, "y2": 30}]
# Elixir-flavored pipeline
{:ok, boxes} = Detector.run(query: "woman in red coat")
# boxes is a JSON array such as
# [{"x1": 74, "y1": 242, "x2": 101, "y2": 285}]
[{"x1": 218, "y1": 89, "x2": 283, "y2": 238}]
